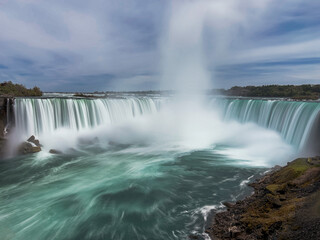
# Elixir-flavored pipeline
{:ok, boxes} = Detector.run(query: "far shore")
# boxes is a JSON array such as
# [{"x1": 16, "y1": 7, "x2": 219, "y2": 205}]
[{"x1": 1, "y1": 82, "x2": 319, "y2": 100}]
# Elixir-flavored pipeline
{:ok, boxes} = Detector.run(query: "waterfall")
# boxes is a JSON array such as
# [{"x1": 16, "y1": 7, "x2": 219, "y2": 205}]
[
  {"x1": 14, "y1": 97, "x2": 162, "y2": 137},
  {"x1": 12, "y1": 96, "x2": 320, "y2": 154},
  {"x1": 213, "y1": 98, "x2": 320, "y2": 151}
]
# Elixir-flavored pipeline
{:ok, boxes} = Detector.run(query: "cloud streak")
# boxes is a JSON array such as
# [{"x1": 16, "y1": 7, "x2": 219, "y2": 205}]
[{"x1": 0, "y1": 0, "x2": 319, "y2": 91}]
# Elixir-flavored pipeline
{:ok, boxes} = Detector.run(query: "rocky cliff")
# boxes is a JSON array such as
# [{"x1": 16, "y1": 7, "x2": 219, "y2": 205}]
[
  {"x1": 207, "y1": 157, "x2": 320, "y2": 240},
  {"x1": 0, "y1": 97, "x2": 14, "y2": 157}
]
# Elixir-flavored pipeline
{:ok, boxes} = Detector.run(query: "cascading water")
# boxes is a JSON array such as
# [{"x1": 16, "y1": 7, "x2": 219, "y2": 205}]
[
  {"x1": 212, "y1": 98, "x2": 320, "y2": 152},
  {"x1": 14, "y1": 97, "x2": 162, "y2": 138},
  {"x1": 13, "y1": 97, "x2": 320, "y2": 155}
]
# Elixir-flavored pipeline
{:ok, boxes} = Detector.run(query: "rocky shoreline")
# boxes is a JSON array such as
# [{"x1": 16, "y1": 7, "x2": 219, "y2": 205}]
[
  {"x1": 0, "y1": 97, "x2": 14, "y2": 158},
  {"x1": 206, "y1": 157, "x2": 320, "y2": 240}
]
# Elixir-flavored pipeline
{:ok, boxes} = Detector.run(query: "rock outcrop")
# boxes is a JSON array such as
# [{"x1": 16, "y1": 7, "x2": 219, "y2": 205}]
[
  {"x1": 49, "y1": 149, "x2": 62, "y2": 154},
  {"x1": 18, "y1": 135, "x2": 42, "y2": 155},
  {"x1": 0, "y1": 137, "x2": 6, "y2": 157},
  {"x1": 207, "y1": 157, "x2": 320, "y2": 240},
  {"x1": 0, "y1": 98, "x2": 14, "y2": 157}
]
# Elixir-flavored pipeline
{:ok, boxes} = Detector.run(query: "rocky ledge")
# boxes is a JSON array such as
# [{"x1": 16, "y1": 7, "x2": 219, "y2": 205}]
[
  {"x1": 18, "y1": 135, "x2": 42, "y2": 154},
  {"x1": 206, "y1": 157, "x2": 320, "y2": 240}
]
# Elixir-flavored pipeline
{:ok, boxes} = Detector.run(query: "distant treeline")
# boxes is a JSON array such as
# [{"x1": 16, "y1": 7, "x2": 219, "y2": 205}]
[
  {"x1": 215, "y1": 85, "x2": 320, "y2": 100},
  {"x1": 0, "y1": 81, "x2": 42, "y2": 97},
  {"x1": 1, "y1": 81, "x2": 319, "y2": 100}
]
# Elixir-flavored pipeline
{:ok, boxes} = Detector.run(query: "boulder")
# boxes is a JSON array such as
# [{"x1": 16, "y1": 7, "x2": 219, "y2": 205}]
[
  {"x1": 27, "y1": 135, "x2": 35, "y2": 142},
  {"x1": 49, "y1": 149, "x2": 62, "y2": 154},
  {"x1": 27, "y1": 135, "x2": 42, "y2": 147},
  {"x1": 17, "y1": 135, "x2": 42, "y2": 155},
  {"x1": 18, "y1": 142, "x2": 41, "y2": 154},
  {"x1": 222, "y1": 201, "x2": 235, "y2": 209}
]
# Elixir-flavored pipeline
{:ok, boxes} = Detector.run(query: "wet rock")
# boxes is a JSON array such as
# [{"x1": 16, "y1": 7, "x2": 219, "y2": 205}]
[
  {"x1": 49, "y1": 149, "x2": 62, "y2": 154},
  {"x1": 27, "y1": 135, "x2": 42, "y2": 147},
  {"x1": 27, "y1": 135, "x2": 35, "y2": 142},
  {"x1": 18, "y1": 142, "x2": 41, "y2": 154},
  {"x1": 188, "y1": 234, "x2": 198, "y2": 239},
  {"x1": 18, "y1": 135, "x2": 42, "y2": 154},
  {"x1": 223, "y1": 201, "x2": 235, "y2": 209}
]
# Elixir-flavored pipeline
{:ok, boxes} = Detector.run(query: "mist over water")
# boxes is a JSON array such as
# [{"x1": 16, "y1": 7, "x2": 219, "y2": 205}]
[
  {"x1": 155, "y1": 0, "x2": 294, "y2": 166},
  {"x1": 161, "y1": 1, "x2": 211, "y2": 94}
]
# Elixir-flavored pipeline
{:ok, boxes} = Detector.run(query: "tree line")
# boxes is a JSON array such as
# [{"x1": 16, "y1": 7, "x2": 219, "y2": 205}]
[
  {"x1": 217, "y1": 85, "x2": 320, "y2": 100},
  {"x1": 0, "y1": 81, "x2": 42, "y2": 97}
]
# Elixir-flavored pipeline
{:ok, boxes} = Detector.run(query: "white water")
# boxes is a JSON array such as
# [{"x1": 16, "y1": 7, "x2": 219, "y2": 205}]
[
  {"x1": 213, "y1": 98, "x2": 320, "y2": 151},
  {"x1": 12, "y1": 96, "x2": 298, "y2": 167},
  {"x1": 14, "y1": 97, "x2": 162, "y2": 137}
]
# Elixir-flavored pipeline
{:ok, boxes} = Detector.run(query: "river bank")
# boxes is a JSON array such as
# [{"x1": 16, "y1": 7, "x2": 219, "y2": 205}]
[
  {"x1": 0, "y1": 97, "x2": 14, "y2": 157},
  {"x1": 206, "y1": 157, "x2": 320, "y2": 240}
]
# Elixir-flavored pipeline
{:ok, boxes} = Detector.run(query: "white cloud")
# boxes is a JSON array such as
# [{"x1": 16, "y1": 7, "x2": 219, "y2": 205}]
[
  {"x1": 230, "y1": 38, "x2": 320, "y2": 64},
  {"x1": 0, "y1": 0, "x2": 319, "y2": 90}
]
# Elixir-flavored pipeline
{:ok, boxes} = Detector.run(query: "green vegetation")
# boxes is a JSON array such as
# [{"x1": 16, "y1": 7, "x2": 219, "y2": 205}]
[
  {"x1": 0, "y1": 81, "x2": 42, "y2": 97},
  {"x1": 219, "y1": 84, "x2": 320, "y2": 100},
  {"x1": 241, "y1": 157, "x2": 320, "y2": 238},
  {"x1": 73, "y1": 93, "x2": 102, "y2": 98},
  {"x1": 209, "y1": 157, "x2": 320, "y2": 239}
]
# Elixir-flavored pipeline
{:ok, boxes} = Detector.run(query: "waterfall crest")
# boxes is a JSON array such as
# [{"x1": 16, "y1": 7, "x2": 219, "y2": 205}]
[
  {"x1": 13, "y1": 97, "x2": 320, "y2": 153},
  {"x1": 14, "y1": 97, "x2": 162, "y2": 137},
  {"x1": 213, "y1": 98, "x2": 320, "y2": 151}
]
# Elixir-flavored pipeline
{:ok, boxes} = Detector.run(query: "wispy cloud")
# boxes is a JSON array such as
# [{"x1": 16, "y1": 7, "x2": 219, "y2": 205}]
[{"x1": 0, "y1": 0, "x2": 319, "y2": 91}]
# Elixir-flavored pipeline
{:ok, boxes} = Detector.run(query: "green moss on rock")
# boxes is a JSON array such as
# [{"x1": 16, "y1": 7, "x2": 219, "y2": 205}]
[{"x1": 208, "y1": 157, "x2": 320, "y2": 240}]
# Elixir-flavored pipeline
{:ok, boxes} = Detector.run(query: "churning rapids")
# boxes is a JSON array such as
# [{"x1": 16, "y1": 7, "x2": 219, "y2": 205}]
[{"x1": 1, "y1": 94, "x2": 320, "y2": 240}]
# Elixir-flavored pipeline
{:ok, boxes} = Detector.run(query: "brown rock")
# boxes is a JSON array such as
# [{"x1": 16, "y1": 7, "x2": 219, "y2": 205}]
[
  {"x1": 49, "y1": 149, "x2": 62, "y2": 154},
  {"x1": 229, "y1": 226, "x2": 241, "y2": 238},
  {"x1": 292, "y1": 168, "x2": 320, "y2": 186},
  {"x1": 223, "y1": 201, "x2": 235, "y2": 209},
  {"x1": 18, "y1": 142, "x2": 41, "y2": 154},
  {"x1": 27, "y1": 135, "x2": 42, "y2": 147},
  {"x1": 27, "y1": 135, "x2": 35, "y2": 142},
  {"x1": 17, "y1": 135, "x2": 42, "y2": 154},
  {"x1": 266, "y1": 194, "x2": 282, "y2": 208}
]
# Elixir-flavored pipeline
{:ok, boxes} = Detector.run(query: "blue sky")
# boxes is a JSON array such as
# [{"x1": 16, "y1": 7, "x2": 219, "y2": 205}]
[{"x1": 0, "y1": 0, "x2": 319, "y2": 92}]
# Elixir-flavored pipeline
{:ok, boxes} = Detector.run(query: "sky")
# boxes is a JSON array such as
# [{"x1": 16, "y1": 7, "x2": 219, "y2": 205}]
[{"x1": 0, "y1": 0, "x2": 319, "y2": 92}]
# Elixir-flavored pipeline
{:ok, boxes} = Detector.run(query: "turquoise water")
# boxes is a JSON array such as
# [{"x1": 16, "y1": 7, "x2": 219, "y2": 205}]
[{"x1": 0, "y1": 145, "x2": 265, "y2": 240}]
